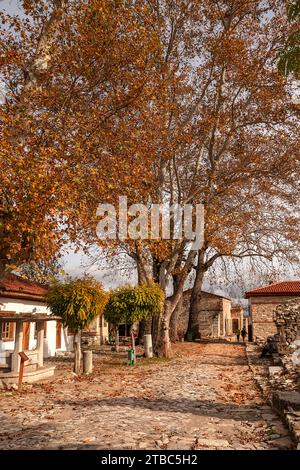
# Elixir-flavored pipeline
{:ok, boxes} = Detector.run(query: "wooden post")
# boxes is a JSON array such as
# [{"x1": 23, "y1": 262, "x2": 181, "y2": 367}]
[{"x1": 18, "y1": 351, "x2": 29, "y2": 393}]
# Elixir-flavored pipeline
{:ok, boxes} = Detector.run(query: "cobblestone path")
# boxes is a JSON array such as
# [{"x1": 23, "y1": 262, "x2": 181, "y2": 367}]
[{"x1": 0, "y1": 342, "x2": 293, "y2": 450}]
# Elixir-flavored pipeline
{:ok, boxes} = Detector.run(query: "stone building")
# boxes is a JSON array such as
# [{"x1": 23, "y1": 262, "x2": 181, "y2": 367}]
[
  {"x1": 245, "y1": 280, "x2": 300, "y2": 341},
  {"x1": 274, "y1": 298, "x2": 300, "y2": 354},
  {"x1": 231, "y1": 305, "x2": 244, "y2": 333},
  {"x1": 172, "y1": 289, "x2": 232, "y2": 340},
  {"x1": 81, "y1": 316, "x2": 109, "y2": 349}
]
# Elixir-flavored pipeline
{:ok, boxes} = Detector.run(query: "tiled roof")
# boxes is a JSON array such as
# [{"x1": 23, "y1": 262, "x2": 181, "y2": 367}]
[
  {"x1": 0, "y1": 273, "x2": 48, "y2": 298},
  {"x1": 245, "y1": 280, "x2": 300, "y2": 298}
]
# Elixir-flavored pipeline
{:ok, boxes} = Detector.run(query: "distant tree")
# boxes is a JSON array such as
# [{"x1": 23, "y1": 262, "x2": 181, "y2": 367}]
[
  {"x1": 278, "y1": 0, "x2": 300, "y2": 77},
  {"x1": 19, "y1": 258, "x2": 64, "y2": 284},
  {"x1": 104, "y1": 284, "x2": 164, "y2": 360},
  {"x1": 46, "y1": 277, "x2": 108, "y2": 374}
]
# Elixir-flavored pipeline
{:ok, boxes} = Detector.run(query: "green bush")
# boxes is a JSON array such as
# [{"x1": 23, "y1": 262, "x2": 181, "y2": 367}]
[
  {"x1": 46, "y1": 276, "x2": 108, "y2": 332},
  {"x1": 104, "y1": 283, "x2": 164, "y2": 326}
]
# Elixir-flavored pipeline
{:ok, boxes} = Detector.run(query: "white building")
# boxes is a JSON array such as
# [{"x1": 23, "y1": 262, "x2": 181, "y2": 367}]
[
  {"x1": 0, "y1": 274, "x2": 109, "y2": 366},
  {"x1": 0, "y1": 274, "x2": 71, "y2": 364}
]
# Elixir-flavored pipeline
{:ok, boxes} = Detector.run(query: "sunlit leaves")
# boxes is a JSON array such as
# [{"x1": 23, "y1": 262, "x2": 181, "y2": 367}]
[
  {"x1": 46, "y1": 276, "x2": 108, "y2": 332},
  {"x1": 0, "y1": 0, "x2": 160, "y2": 276},
  {"x1": 104, "y1": 283, "x2": 164, "y2": 325}
]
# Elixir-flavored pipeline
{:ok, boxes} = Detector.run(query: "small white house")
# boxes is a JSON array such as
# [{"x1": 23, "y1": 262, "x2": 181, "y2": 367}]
[
  {"x1": 0, "y1": 274, "x2": 109, "y2": 366},
  {"x1": 0, "y1": 274, "x2": 71, "y2": 363}
]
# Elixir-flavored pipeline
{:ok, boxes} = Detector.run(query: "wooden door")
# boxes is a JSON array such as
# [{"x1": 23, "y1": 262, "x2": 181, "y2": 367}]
[
  {"x1": 23, "y1": 322, "x2": 30, "y2": 350},
  {"x1": 56, "y1": 320, "x2": 62, "y2": 349},
  {"x1": 232, "y1": 319, "x2": 239, "y2": 332}
]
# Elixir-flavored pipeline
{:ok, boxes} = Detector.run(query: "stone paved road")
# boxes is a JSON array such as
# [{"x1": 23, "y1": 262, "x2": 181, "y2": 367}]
[{"x1": 0, "y1": 342, "x2": 293, "y2": 450}]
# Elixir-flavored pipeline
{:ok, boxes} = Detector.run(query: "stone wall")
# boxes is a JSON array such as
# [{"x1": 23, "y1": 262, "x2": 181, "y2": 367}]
[
  {"x1": 84, "y1": 315, "x2": 108, "y2": 345},
  {"x1": 81, "y1": 331, "x2": 100, "y2": 350},
  {"x1": 231, "y1": 306, "x2": 244, "y2": 332},
  {"x1": 174, "y1": 290, "x2": 231, "y2": 340},
  {"x1": 252, "y1": 319, "x2": 277, "y2": 340},
  {"x1": 274, "y1": 298, "x2": 300, "y2": 354},
  {"x1": 221, "y1": 299, "x2": 232, "y2": 336},
  {"x1": 249, "y1": 295, "x2": 298, "y2": 341},
  {"x1": 259, "y1": 298, "x2": 300, "y2": 447},
  {"x1": 197, "y1": 309, "x2": 220, "y2": 338}
]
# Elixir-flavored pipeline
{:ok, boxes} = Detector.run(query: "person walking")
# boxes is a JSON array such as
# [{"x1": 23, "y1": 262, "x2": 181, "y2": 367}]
[
  {"x1": 241, "y1": 327, "x2": 247, "y2": 342},
  {"x1": 235, "y1": 328, "x2": 240, "y2": 342}
]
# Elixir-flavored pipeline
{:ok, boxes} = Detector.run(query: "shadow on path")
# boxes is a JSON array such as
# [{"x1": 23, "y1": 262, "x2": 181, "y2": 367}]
[{"x1": 55, "y1": 396, "x2": 264, "y2": 422}]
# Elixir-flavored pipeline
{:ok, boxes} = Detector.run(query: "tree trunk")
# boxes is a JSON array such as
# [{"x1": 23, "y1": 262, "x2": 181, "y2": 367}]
[
  {"x1": 135, "y1": 243, "x2": 155, "y2": 344},
  {"x1": 136, "y1": 242, "x2": 153, "y2": 284},
  {"x1": 20, "y1": 0, "x2": 68, "y2": 101},
  {"x1": 73, "y1": 331, "x2": 82, "y2": 374},
  {"x1": 153, "y1": 284, "x2": 186, "y2": 357},
  {"x1": 169, "y1": 275, "x2": 183, "y2": 342},
  {"x1": 169, "y1": 299, "x2": 182, "y2": 342},
  {"x1": 188, "y1": 250, "x2": 206, "y2": 339},
  {"x1": 151, "y1": 306, "x2": 161, "y2": 351},
  {"x1": 138, "y1": 316, "x2": 153, "y2": 343},
  {"x1": 153, "y1": 251, "x2": 195, "y2": 357},
  {"x1": 153, "y1": 299, "x2": 175, "y2": 358}
]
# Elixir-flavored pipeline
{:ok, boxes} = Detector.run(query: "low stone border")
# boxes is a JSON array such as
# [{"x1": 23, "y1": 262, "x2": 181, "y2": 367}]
[
  {"x1": 245, "y1": 342, "x2": 300, "y2": 449},
  {"x1": 245, "y1": 342, "x2": 272, "y2": 399},
  {"x1": 272, "y1": 391, "x2": 300, "y2": 449}
]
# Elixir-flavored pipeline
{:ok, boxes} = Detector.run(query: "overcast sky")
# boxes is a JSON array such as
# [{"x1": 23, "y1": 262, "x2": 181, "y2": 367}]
[{"x1": 0, "y1": 0, "x2": 22, "y2": 15}]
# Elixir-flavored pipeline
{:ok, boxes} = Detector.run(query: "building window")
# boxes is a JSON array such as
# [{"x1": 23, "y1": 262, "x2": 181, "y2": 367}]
[
  {"x1": 0, "y1": 311, "x2": 16, "y2": 341},
  {"x1": 0, "y1": 322, "x2": 15, "y2": 341}
]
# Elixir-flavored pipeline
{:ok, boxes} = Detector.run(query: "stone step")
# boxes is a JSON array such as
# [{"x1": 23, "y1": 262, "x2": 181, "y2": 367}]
[
  {"x1": 24, "y1": 363, "x2": 38, "y2": 372},
  {"x1": 273, "y1": 391, "x2": 300, "y2": 413}
]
